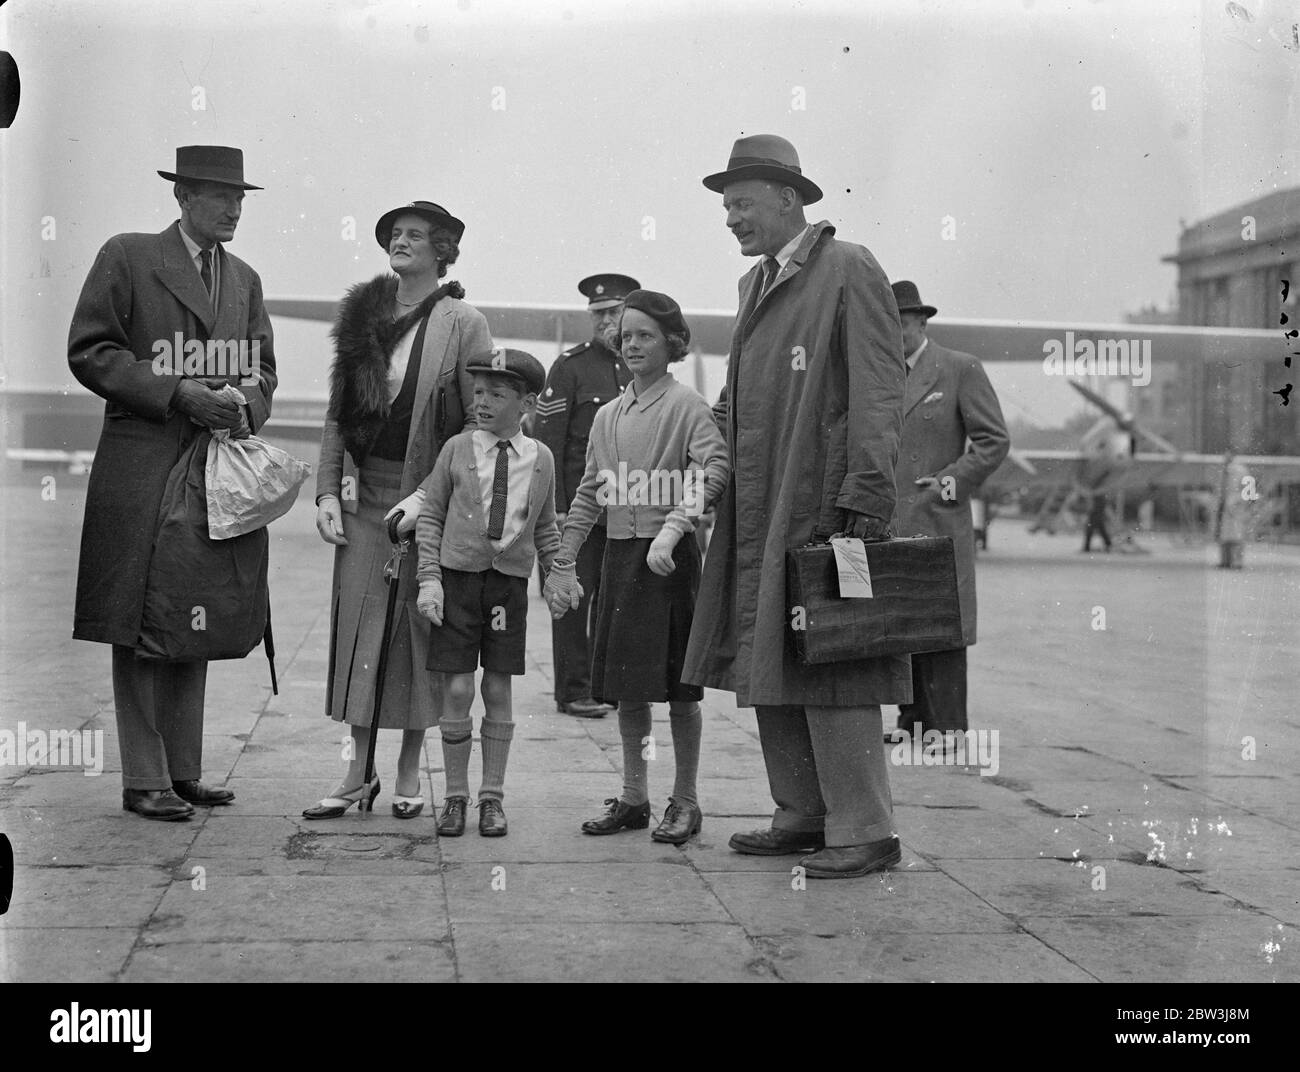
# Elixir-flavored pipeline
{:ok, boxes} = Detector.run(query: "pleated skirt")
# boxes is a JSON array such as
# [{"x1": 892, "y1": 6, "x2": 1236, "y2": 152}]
[
  {"x1": 591, "y1": 535, "x2": 703, "y2": 704},
  {"x1": 325, "y1": 457, "x2": 441, "y2": 729}
]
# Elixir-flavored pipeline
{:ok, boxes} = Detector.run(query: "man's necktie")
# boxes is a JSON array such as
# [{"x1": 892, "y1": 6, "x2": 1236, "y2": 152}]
[
  {"x1": 487, "y1": 440, "x2": 510, "y2": 540},
  {"x1": 760, "y1": 256, "x2": 780, "y2": 298},
  {"x1": 200, "y1": 249, "x2": 213, "y2": 301}
]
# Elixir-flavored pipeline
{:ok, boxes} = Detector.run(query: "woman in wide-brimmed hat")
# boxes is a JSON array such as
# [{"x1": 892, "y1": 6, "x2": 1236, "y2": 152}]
[
  {"x1": 304, "y1": 201, "x2": 492, "y2": 820},
  {"x1": 545, "y1": 290, "x2": 730, "y2": 843}
]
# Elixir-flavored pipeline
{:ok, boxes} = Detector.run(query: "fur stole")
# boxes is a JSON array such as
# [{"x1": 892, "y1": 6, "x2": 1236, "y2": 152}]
[{"x1": 327, "y1": 273, "x2": 465, "y2": 462}]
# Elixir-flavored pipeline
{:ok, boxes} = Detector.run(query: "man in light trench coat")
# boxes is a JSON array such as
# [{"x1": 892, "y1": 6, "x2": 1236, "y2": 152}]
[{"x1": 682, "y1": 135, "x2": 910, "y2": 879}]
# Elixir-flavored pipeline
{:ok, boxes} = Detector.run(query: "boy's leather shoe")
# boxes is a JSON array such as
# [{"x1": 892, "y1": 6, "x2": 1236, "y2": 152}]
[
  {"x1": 478, "y1": 799, "x2": 508, "y2": 837},
  {"x1": 650, "y1": 798, "x2": 702, "y2": 844},
  {"x1": 728, "y1": 827, "x2": 825, "y2": 856},
  {"x1": 581, "y1": 797, "x2": 650, "y2": 835},
  {"x1": 122, "y1": 788, "x2": 194, "y2": 821},
  {"x1": 800, "y1": 836, "x2": 902, "y2": 879},
  {"x1": 437, "y1": 796, "x2": 468, "y2": 837},
  {"x1": 557, "y1": 697, "x2": 612, "y2": 718},
  {"x1": 172, "y1": 779, "x2": 234, "y2": 806}
]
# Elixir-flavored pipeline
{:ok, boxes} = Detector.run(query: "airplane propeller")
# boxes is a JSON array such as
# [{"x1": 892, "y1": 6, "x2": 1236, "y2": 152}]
[{"x1": 1067, "y1": 380, "x2": 1182, "y2": 455}]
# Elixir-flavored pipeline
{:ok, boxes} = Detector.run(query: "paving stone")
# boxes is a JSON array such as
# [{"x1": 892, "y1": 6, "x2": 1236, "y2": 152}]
[
  {"x1": 122, "y1": 940, "x2": 457, "y2": 983},
  {"x1": 705, "y1": 870, "x2": 1020, "y2": 936},
  {"x1": 441, "y1": 862, "x2": 731, "y2": 925},
  {"x1": 3, "y1": 865, "x2": 170, "y2": 930},
  {"x1": 452, "y1": 922, "x2": 774, "y2": 982},
  {"x1": 0, "y1": 927, "x2": 139, "y2": 983},
  {"x1": 755, "y1": 931, "x2": 1096, "y2": 982}
]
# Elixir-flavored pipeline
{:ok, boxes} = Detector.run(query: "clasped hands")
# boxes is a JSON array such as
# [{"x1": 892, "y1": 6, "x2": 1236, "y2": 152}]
[
  {"x1": 174, "y1": 378, "x2": 250, "y2": 438},
  {"x1": 543, "y1": 560, "x2": 583, "y2": 620}
]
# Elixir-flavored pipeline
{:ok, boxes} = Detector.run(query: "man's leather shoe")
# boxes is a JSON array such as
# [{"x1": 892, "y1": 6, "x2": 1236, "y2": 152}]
[
  {"x1": 172, "y1": 779, "x2": 234, "y2": 806},
  {"x1": 728, "y1": 827, "x2": 825, "y2": 856},
  {"x1": 437, "y1": 796, "x2": 468, "y2": 837},
  {"x1": 122, "y1": 788, "x2": 193, "y2": 821},
  {"x1": 478, "y1": 799, "x2": 508, "y2": 837},
  {"x1": 650, "y1": 798, "x2": 703, "y2": 844},
  {"x1": 557, "y1": 697, "x2": 613, "y2": 718},
  {"x1": 581, "y1": 797, "x2": 650, "y2": 835},
  {"x1": 800, "y1": 836, "x2": 902, "y2": 879}
]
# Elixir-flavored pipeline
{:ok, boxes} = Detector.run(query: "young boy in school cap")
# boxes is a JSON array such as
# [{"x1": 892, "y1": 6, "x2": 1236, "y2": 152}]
[{"x1": 415, "y1": 347, "x2": 567, "y2": 836}]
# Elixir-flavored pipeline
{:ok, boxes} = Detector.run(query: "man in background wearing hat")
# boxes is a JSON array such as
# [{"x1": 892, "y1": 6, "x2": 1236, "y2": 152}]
[
  {"x1": 889, "y1": 282, "x2": 1008, "y2": 742},
  {"x1": 68, "y1": 145, "x2": 277, "y2": 820},
  {"x1": 683, "y1": 134, "x2": 910, "y2": 878},
  {"x1": 534, "y1": 273, "x2": 637, "y2": 718}
]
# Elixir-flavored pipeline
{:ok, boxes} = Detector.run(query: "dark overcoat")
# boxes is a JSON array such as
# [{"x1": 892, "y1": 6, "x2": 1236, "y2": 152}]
[
  {"x1": 892, "y1": 341, "x2": 1009, "y2": 646},
  {"x1": 682, "y1": 222, "x2": 913, "y2": 707},
  {"x1": 68, "y1": 222, "x2": 277, "y2": 648}
]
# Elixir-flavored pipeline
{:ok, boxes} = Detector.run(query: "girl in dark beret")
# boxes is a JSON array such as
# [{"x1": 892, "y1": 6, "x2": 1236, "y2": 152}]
[{"x1": 545, "y1": 291, "x2": 730, "y2": 843}]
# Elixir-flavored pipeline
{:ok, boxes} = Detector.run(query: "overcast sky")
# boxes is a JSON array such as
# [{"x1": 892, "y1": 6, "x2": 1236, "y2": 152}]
[{"x1": 3, "y1": 0, "x2": 1298, "y2": 419}]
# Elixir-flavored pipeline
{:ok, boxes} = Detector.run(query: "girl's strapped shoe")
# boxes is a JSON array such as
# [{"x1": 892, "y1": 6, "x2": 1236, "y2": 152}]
[{"x1": 581, "y1": 797, "x2": 651, "y2": 835}]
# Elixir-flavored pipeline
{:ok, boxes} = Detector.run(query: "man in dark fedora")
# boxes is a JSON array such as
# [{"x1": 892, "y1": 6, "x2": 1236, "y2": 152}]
[
  {"x1": 888, "y1": 281, "x2": 1008, "y2": 741},
  {"x1": 534, "y1": 273, "x2": 638, "y2": 718},
  {"x1": 68, "y1": 145, "x2": 277, "y2": 820},
  {"x1": 683, "y1": 134, "x2": 911, "y2": 878}
]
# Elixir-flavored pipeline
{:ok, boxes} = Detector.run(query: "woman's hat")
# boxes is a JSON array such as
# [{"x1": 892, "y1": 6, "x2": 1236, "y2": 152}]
[
  {"x1": 622, "y1": 289, "x2": 690, "y2": 346},
  {"x1": 702, "y1": 134, "x2": 822, "y2": 204},
  {"x1": 157, "y1": 145, "x2": 262, "y2": 190},
  {"x1": 891, "y1": 280, "x2": 938, "y2": 319},
  {"x1": 464, "y1": 347, "x2": 547, "y2": 397},
  {"x1": 374, "y1": 201, "x2": 466, "y2": 249}
]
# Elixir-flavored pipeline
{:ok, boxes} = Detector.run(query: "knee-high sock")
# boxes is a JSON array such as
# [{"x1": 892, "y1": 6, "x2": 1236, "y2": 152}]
[
  {"x1": 479, "y1": 719, "x2": 514, "y2": 803},
  {"x1": 667, "y1": 701, "x2": 702, "y2": 808},
  {"x1": 618, "y1": 702, "x2": 653, "y2": 806},
  {"x1": 439, "y1": 716, "x2": 473, "y2": 801}
]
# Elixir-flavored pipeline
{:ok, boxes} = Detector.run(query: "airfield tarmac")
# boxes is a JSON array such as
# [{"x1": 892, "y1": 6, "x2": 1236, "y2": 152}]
[{"x1": 1, "y1": 444, "x2": 1297, "y2": 984}]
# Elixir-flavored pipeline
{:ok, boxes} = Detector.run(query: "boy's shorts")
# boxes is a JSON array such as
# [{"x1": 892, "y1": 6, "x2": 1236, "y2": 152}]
[{"x1": 428, "y1": 568, "x2": 529, "y2": 675}]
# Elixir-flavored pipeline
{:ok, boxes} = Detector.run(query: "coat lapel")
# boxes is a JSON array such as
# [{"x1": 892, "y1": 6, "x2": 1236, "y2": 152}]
[
  {"x1": 406, "y1": 302, "x2": 457, "y2": 459},
  {"x1": 904, "y1": 346, "x2": 941, "y2": 416},
  {"x1": 740, "y1": 222, "x2": 830, "y2": 337},
  {"x1": 153, "y1": 222, "x2": 216, "y2": 335},
  {"x1": 211, "y1": 246, "x2": 248, "y2": 342}
]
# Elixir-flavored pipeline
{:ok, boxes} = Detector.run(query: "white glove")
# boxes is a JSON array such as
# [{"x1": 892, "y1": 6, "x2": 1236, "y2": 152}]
[
  {"x1": 384, "y1": 488, "x2": 426, "y2": 536},
  {"x1": 646, "y1": 527, "x2": 682, "y2": 576},
  {"x1": 543, "y1": 560, "x2": 583, "y2": 619},
  {"x1": 417, "y1": 578, "x2": 444, "y2": 626}
]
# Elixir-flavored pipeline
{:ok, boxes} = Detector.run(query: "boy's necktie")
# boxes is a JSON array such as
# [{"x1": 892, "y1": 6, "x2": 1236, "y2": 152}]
[{"x1": 488, "y1": 440, "x2": 510, "y2": 540}]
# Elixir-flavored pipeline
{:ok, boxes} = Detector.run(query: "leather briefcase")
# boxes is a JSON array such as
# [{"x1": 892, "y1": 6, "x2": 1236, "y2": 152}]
[{"x1": 786, "y1": 536, "x2": 963, "y2": 665}]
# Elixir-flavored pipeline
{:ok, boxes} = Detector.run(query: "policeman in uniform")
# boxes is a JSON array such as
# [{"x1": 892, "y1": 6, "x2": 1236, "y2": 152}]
[{"x1": 534, "y1": 273, "x2": 638, "y2": 717}]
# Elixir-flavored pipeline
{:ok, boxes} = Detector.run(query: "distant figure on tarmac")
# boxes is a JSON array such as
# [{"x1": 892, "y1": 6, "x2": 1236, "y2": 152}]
[
  {"x1": 1216, "y1": 453, "x2": 1250, "y2": 569},
  {"x1": 888, "y1": 281, "x2": 1009, "y2": 740},
  {"x1": 68, "y1": 145, "x2": 277, "y2": 822},
  {"x1": 1082, "y1": 488, "x2": 1113, "y2": 552}
]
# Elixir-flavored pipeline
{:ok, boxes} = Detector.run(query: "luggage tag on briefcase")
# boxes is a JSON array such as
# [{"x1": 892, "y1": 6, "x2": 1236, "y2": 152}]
[{"x1": 829, "y1": 537, "x2": 874, "y2": 598}]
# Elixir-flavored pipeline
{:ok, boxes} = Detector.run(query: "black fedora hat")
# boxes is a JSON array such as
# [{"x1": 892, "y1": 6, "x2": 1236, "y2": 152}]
[
  {"x1": 375, "y1": 201, "x2": 466, "y2": 249},
  {"x1": 702, "y1": 134, "x2": 822, "y2": 204},
  {"x1": 157, "y1": 145, "x2": 262, "y2": 190},
  {"x1": 891, "y1": 280, "x2": 938, "y2": 319}
]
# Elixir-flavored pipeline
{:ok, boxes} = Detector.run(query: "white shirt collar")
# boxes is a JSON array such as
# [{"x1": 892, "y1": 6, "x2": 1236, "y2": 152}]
[
  {"x1": 178, "y1": 222, "x2": 217, "y2": 263},
  {"x1": 770, "y1": 224, "x2": 812, "y2": 271},
  {"x1": 906, "y1": 336, "x2": 929, "y2": 369},
  {"x1": 474, "y1": 426, "x2": 527, "y2": 452}
]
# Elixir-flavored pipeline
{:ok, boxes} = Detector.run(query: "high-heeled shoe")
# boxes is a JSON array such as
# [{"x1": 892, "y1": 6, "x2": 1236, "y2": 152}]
[
  {"x1": 391, "y1": 795, "x2": 425, "y2": 819},
  {"x1": 302, "y1": 778, "x2": 380, "y2": 820}
]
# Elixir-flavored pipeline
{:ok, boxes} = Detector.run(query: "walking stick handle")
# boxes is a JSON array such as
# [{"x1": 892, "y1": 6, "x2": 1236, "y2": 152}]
[{"x1": 387, "y1": 511, "x2": 404, "y2": 545}]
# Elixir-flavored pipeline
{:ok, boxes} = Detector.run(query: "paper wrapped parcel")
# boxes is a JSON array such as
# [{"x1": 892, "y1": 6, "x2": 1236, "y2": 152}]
[{"x1": 205, "y1": 387, "x2": 312, "y2": 540}]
